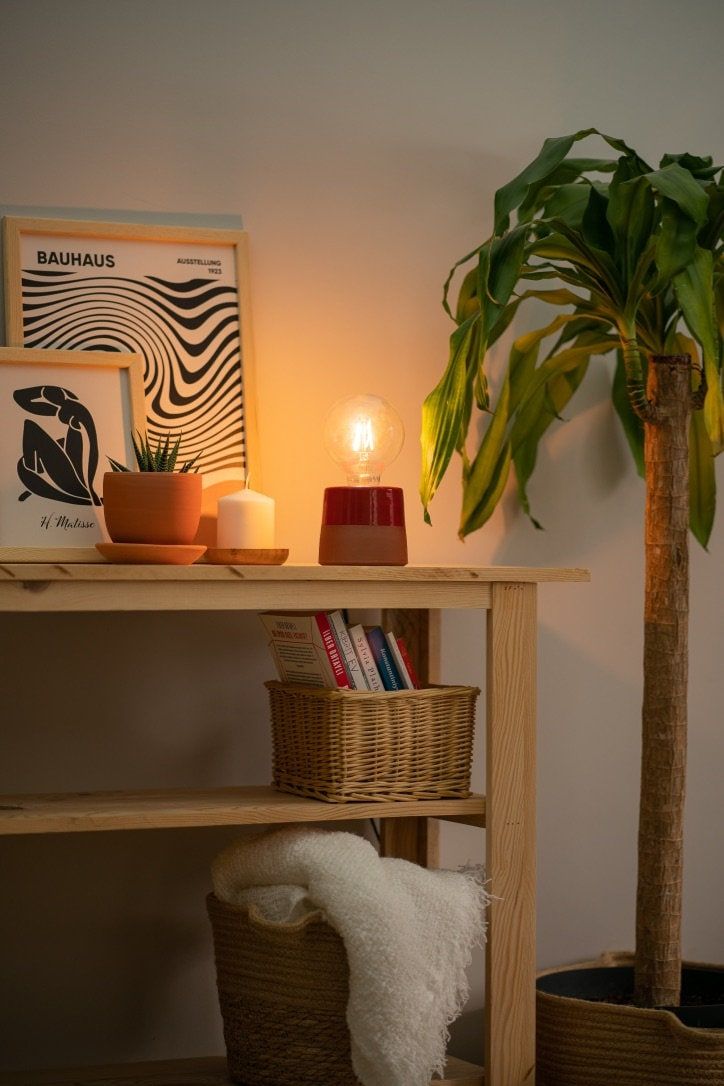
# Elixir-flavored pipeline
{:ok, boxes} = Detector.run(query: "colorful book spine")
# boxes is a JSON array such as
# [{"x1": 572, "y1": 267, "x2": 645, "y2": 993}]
[
  {"x1": 314, "y1": 612, "x2": 352, "y2": 689},
  {"x1": 328, "y1": 610, "x2": 369, "y2": 690},
  {"x1": 396, "y1": 636, "x2": 422, "y2": 689},
  {"x1": 364, "y1": 626, "x2": 404, "y2": 690},
  {"x1": 348, "y1": 624, "x2": 384, "y2": 691},
  {"x1": 385, "y1": 631, "x2": 415, "y2": 689}
]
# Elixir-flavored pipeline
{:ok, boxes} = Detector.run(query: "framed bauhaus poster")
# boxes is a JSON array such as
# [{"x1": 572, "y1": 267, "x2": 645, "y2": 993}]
[
  {"x1": 0, "y1": 346, "x2": 144, "y2": 558},
  {"x1": 2, "y1": 217, "x2": 259, "y2": 497}
]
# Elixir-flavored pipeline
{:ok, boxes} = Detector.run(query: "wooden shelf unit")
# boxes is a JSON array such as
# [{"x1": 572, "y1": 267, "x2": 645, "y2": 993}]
[
  {"x1": 0, "y1": 1054, "x2": 485, "y2": 1085},
  {"x1": 0, "y1": 563, "x2": 588, "y2": 1086},
  {"x1": 0, "y1": 785, "x2": 485, "y2": 836}
]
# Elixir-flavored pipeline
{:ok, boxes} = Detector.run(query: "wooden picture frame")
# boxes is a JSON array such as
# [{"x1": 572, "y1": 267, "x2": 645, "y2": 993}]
[
  {"x1": 2, "y1": 217, "x2": 260, "y2": 503},
  {"x1": 0, "y1": 346, "x2": 145, "y2": 561}
]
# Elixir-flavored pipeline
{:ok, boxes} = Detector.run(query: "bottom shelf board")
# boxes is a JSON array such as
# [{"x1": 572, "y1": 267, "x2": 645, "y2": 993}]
[{"x1": 0, "y1": 1055, "x2": 484, "y2": 1085}]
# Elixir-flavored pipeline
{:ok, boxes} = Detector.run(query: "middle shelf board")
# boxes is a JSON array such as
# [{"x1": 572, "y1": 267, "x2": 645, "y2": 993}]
[{"x1": 0, "y1": 785, "x2": 485, "y2": 836}]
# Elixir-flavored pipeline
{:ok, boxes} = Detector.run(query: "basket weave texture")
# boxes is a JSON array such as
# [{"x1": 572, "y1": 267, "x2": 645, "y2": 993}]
[
  {"x1": 537, "y1": 953, "x2": 724, "y2": 1085},
  {"x1": 207, "y1": 892, "x2": 359, "y2": 1086},
  {"x1": 267, "y1": 681, "x2": 479, "y2": 803}
]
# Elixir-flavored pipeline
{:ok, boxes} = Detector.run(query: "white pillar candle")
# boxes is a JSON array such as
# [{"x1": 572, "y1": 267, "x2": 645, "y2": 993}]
[{"x1": 217, "y1": 488, "x2": 275, "y2": 549}]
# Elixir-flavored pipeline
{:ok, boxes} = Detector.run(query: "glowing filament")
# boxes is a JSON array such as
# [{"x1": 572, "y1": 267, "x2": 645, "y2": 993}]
[{"x1": 351, "y1": 416, "x2": 375, "y2": 457}]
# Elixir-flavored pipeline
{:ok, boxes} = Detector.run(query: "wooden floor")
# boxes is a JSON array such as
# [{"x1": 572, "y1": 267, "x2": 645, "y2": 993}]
[{"x1": 0, "y1": 1054, "x2": 485, "y2": 1085}]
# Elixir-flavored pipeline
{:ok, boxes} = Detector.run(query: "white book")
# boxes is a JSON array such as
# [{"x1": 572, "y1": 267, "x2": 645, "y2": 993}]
[
  {"x1": 385, "y1": 631, "x2": 415, "y2": 689},
  {"x1": 348, "y1": 624, "x2": 384, "y2": 691},
  {"x1": 259, "y1": 611, "x2": 345, "y2": 687},
  {"x1": 327, "y1": 610, "x2": 369, "y2": 690}
]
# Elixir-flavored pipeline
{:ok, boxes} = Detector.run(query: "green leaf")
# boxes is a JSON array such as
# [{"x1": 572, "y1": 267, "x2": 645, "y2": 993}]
[
  {"x1": 655, "y1": 197, "x2": 699, "y2": 284},
  {"x1": 645, "y1": 162, "x2": 709, "y2": 225},
  {"x1": 455, "y1": 267, "x2": 479, "y2": 323},
  {"x1": 689, "y1": 403, "x2": 716, "y2": 548},
  {"x1": 494, "y1": 130, "x2": 597, "y2": 234},
  {"x1": 607, "y1": 174, "x2": 655, "y2": 288},
  {"x1": 671, "y1": 332, "x2": 717, "y2": 547},
  {"x1": 581, "y1": 184, "x2": 615, "y2": 254},
  {"x1": 674, "y1": 247, "x2": 724, "y2": 452},
  {"x1": 168, "y1": 436, "x2": 181, "y2": 472},
  {"x1": 493, "y1": 129, "x2": 643, "y2": 234},
  {"x1": 420, "y1": 315, "x2": 478, "y2": 521},
  {"x1": 513, "y1": 352, "x2": 591, "y2": 528},
  {"x1": 660, "y1": 152, "x2": 720, "y2": 180},
  {"x1": 459, "y1": 443, "x2": 511, "y2": 538},
  {"x1": 443, "y1": 242, "x2": 486, "y2": 319},
  {"x1": 482, "y1": 226, "x2": 528, "y2": 337},
  {"x1": 107, "y1": 456, "x2": 131, "y2": 473},
  {"x1": 513, "y1": 338, "x2": 616, "y2": 429},
  {"x1": 541, "y1": 182, "x2": 591, "y2": 227},
  {"x1": 180, "y1": 453, "x2": 202, "y2": 473},
  {"x1": 459, "y1": 374, "x2": 512, "y2": 537},
  {"x1": 612, "y1": 350, "x2": 645, "y2": 477},
  {"x1": 158, "y1": 434, "x2": 171, "y2": 472}
]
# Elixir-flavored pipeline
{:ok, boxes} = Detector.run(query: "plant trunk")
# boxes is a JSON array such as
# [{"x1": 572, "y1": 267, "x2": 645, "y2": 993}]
[{"x1": 635, "y1": 355, "x2": 691, "y2": 1008}]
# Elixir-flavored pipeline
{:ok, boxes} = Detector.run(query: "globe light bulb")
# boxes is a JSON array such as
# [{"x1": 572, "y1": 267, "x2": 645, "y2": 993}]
[{"x1": 323, "y1": 394, "x2": 404, "y2": 486}]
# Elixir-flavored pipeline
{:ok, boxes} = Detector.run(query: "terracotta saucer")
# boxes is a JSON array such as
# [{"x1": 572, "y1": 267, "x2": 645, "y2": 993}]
[
  {"x1": 205, "y1": 547, "x2": 289, "y2": 565},
  {"x1": 96, "y1": 543, "x2": 207, "y2": 565}
]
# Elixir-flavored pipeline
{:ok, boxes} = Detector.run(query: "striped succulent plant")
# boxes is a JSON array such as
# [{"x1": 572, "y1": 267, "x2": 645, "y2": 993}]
[{"x1": 108, "y1": 431, "x2": 201, "y2": 474}]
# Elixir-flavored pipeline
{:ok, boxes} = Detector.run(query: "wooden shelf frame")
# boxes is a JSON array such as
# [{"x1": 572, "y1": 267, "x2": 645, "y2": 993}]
[
  {"x1": 0, "y1": 562, "x2": 588, "y2": 613},
  {"x1": 0, "y1": 564, "x2": 589, "y2": 1086},
  {"x1": 0, "y1": 785, "x2": 485, "y2": 836},
  {"x1": 0, "y1": 1054, "x2": 485, "y2": 1085}
]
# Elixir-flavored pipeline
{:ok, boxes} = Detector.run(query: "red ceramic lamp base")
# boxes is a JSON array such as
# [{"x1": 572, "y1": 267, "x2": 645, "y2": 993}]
[{"x1": 318, "y1": 486, "x2": 408, "y2": 566}]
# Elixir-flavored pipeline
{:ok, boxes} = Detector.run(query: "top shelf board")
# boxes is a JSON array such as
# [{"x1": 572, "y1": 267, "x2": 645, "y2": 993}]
[{"x1": 0, "y1": 563, "x2": 589, "y2": 613}]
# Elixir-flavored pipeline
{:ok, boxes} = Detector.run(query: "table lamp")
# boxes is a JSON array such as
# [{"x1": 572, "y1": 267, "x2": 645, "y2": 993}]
[{"x1": 318, "y1": 393, "x2": 407, "y2": 566}]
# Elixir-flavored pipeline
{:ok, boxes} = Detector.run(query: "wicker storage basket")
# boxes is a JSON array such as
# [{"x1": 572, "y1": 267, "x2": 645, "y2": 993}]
[
  {"x1": 537, "y1": 952, "x2": 724, "y2": 1085},
  {"x1": 266, "y1": 681, "x2": 479, "y2": 803},
  {"x1": 207, "y1": 892, "x2": 359, "y2": 1086}
]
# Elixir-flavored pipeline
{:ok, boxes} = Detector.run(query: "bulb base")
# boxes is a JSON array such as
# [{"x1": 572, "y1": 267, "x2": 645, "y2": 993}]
[{"x1": 318, "y1": 486, "x2": 408, "y2": 566}]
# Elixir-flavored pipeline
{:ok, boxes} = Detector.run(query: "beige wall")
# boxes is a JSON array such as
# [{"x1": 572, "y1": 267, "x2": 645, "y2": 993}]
[{"x1": 1, "y1": 0, "x2": 723, "y2": 1070}]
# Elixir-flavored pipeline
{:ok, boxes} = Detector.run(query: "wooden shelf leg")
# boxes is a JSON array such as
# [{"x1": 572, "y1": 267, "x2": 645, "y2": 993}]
[
  {"x1": 486, "y1": 582, "x2": 537, "y2": 1086},
  {"x1": 379, "y1": 606, "x2": 441, "y2": 869},
  {"x1": 380, "y1": 816, "x2": 440, "y2": 867}
]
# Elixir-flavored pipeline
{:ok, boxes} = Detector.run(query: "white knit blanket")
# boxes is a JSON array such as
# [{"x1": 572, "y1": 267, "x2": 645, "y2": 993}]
[{"x1": 212, "y1": 827, "x2": 488, "y2": 1086}]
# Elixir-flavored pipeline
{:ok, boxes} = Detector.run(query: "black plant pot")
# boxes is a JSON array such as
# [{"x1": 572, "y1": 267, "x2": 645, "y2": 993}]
[{"x1": 537, "y1": 952, "x2": 724, "y2": 1086}]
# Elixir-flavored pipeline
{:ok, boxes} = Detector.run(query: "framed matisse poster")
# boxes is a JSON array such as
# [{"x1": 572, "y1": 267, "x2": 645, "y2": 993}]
[
  {"x1": 0, "y1": 347, "x2": 145, "y2": 560},
  {"x1": 2, "y1": 218, "x2": 259, "y2": 495}
]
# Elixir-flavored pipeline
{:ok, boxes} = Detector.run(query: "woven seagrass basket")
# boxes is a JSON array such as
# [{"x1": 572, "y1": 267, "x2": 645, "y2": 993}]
[
  {"x1": 207, "y1": 892, "x2": 359, "y2": 1086},
  {"x1": 537, "y1": 952, "x2": 724, "y2": 1086},
  {"x1": 266, "y1": 681, "x2": 479, "y2": 803}
]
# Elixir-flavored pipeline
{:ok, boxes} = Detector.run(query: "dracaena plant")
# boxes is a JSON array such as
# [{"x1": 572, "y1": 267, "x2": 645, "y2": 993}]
[
  {"x1": 108, "y1": 431, "x2": 202, "y2": 474},
  {"x1": 421, "y1": 129, "x2": 723, "y2": 1009},
  {"x1": 422, "y1": 129, "x2": 722, "y2": 544}
]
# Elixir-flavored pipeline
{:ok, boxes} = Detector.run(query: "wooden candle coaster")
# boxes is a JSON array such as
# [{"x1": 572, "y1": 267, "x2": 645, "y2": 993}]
[{"x1": 205, "y1": 548, "x2": 289, "y2": 565}]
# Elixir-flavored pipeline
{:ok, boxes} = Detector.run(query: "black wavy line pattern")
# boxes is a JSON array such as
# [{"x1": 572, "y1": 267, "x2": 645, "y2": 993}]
[{"x1": 21, "y1": 271, "x2": 246, "y2": 476}]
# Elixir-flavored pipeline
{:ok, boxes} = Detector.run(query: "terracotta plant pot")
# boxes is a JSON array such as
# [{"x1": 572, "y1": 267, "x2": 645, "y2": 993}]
[
  {"x1": 537, "y1": 952, "x2": 724, "y2": 1085},
  {"x1": 103, "y1": 471, "x2": 203, "y2": 545}
]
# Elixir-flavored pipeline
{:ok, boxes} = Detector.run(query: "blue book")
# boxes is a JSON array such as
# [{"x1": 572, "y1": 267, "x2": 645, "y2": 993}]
[{"x1": 364, "y1": 626, "x2": 404, "y2": 690}]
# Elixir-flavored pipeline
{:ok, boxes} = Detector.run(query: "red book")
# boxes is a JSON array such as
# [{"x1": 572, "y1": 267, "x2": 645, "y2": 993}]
[
  {"x1": 314, "y1": 612, "x2": 352, "y2": 689},
  {"x1": 396, "y1": 637, "x2": 422, "y2": 689},
  {"x1": 259, "y1": 611, "x2": 351, "y2": 688}
]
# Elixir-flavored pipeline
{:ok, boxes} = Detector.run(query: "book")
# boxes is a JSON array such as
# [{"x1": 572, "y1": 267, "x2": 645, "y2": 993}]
[
  {"x1": 385, "y1": 631, "x2": 415, "y2": 689},
  {"x1": 348, "y1": 624, "x2": 385, "y2": 691},
  {"x1": 327, "y1": 610, "x2": 369, "y2": 690},
  {"x1": 364, "y1": 626, "x2": 404, "y2": 690},
  {"x1": 260, "y1": 611, "x2": 351, "y2": 688},
  {"x1": 396, "y1": 636, "x2": 422, "y2": 689}
]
